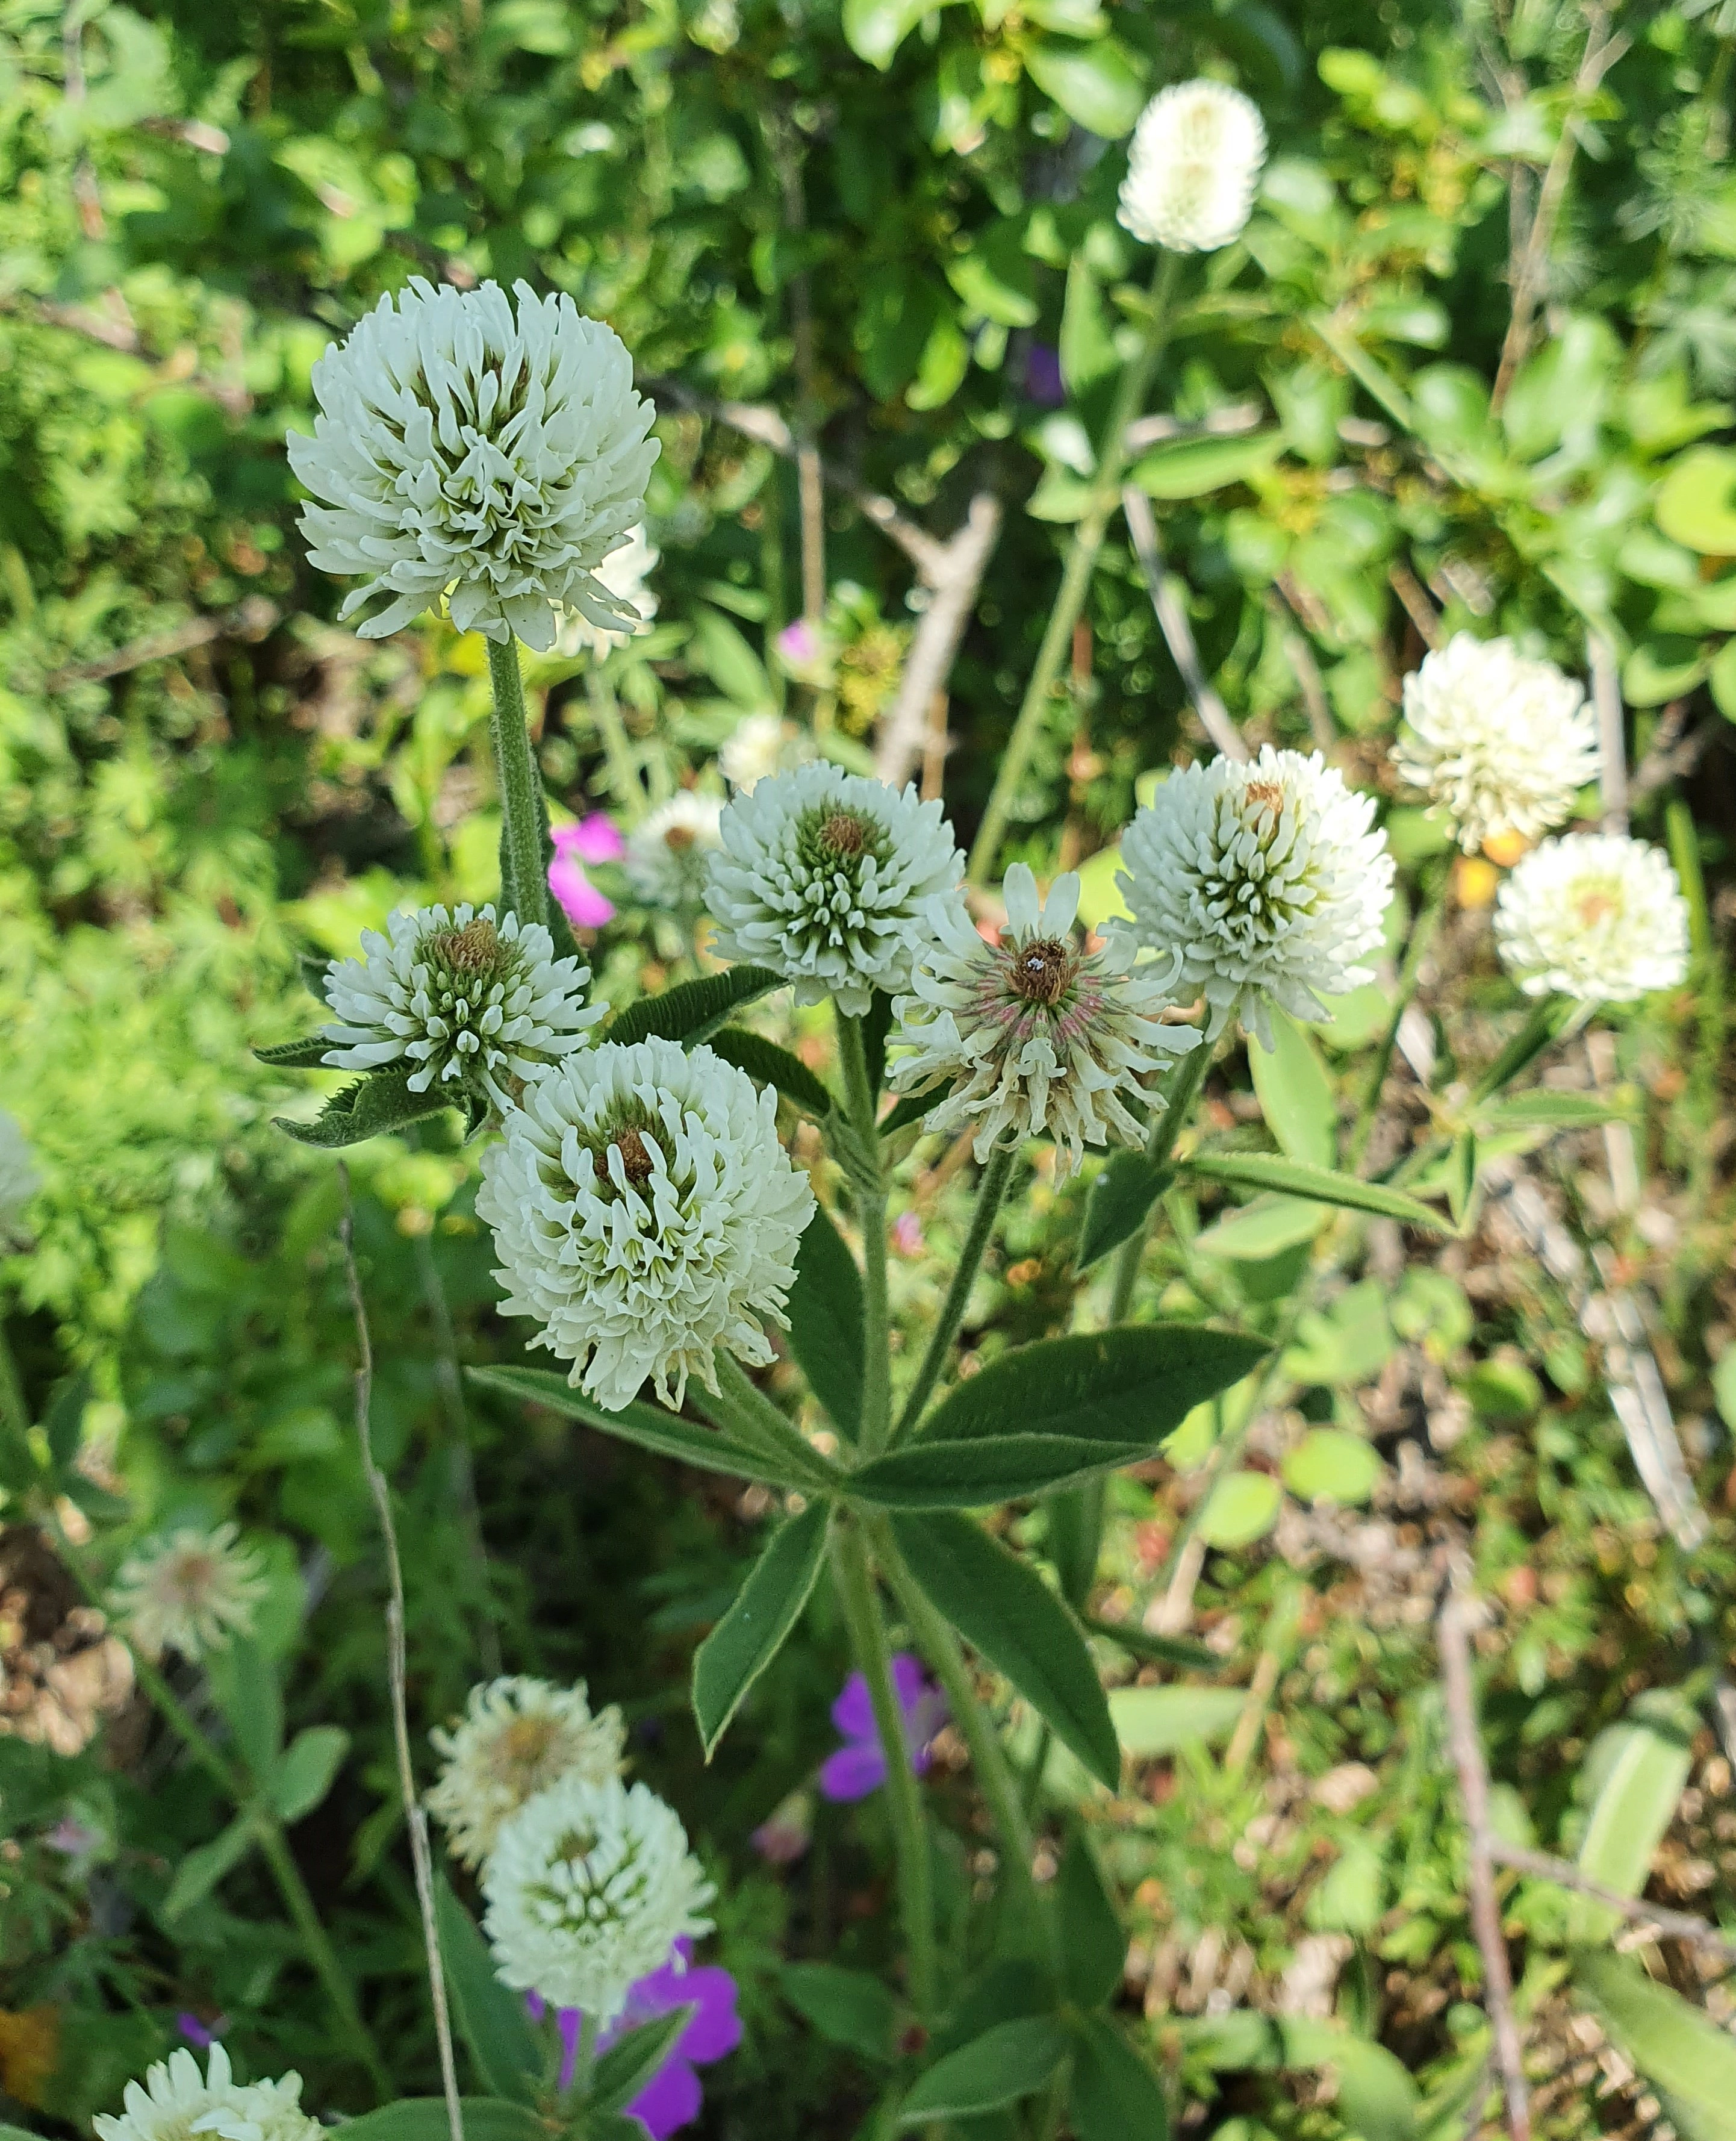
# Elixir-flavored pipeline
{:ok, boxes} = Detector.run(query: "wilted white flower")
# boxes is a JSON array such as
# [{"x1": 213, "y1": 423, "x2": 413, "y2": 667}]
[
  {"x1": 626, "y1": 793, "x2": 725, "y2": 909},
  {"x1": 95, "y1": 2045, "x2": 320, "y2": 2141},
  {"x1": 1395, "y1": 634, "x2": 1599, "y2": 853},
  {"x1": 109, "y1": 1523, "x2": 267, "y2": 1663},
  {"x1": 718, "y1": 712, "x2": 814, "y2": 794},
  {"x1": 0, "y1": 1111, "x2": 41, "y2": 1248},
  {"x1": 482, "y1": 1773, "x2": 714, "y2": 2023},
  {"x1": 476, "y1": 1036, "x2": 815, "y2": 1412},
  {"x1": 1116, "y1": 747, "x2": 1393, "y2": 1049},
  {"x1": 288, "y1": 278, "x2": 658, "y2": 650},
  {"x1": 321, "y1": 902, "x2": 603, "y2": 1114},
  {"x1": 553, "y1": 522, "x2": 660, "y2": 656},
  {"x1": 705, "y1": 765, "x2": 963, "y2": 1018},
  {"x1": 1118, "y1": 81, "x2": 1267, "y2": 254},
  {"x1": 1494, "y1": 833, "x2": 1690, "y2": 1002},
  {"x1": 428, "y1": 1674, "x2": 626, "y2": 1871},
  {"x1": 890, "y1": 865, "x2": 1198, "y2": 1179}
]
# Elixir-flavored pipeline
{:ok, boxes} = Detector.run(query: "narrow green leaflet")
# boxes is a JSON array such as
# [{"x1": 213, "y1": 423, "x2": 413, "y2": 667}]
[
  {"x1": 466, "y1": 1365, "x2": 815, "y2": 1490},
  {"x1": 708, "y1": 1026, "x2": 835, "y2": 1119},
  {"x1": 1075, "y1": 1155, "x2": 1171, "y2": 1271},
  {"x1": 163, "y1": 1814, "x2": 255, "y2": 1919},
  {"x1": 1567, "y1": 1691, "x2": 1694, "y2": 1942},
  {"x1": 591, "y1": 2005, "x2": 697, "y2": 2113},
  {"x1": 608, "y1": 964, "x2": 784, "y2": 1049},
  {"x1": 1068, "y1": 2016, "x2": 1170, "y2": 2141},
  {"x1": 1183, "y1": 1151, "x2": 1452, "y2": 1230},
  {"x1": 1248, "y1": 1011, "x2": 1336, "y2": 1167},
  {"x1": 691, "y1": 1500, "x2": 831, "y2": 1757},
  {"x1": 898, "y1": 2017, "x2": 1072, "y2": 2123},
  {"x1": 1080, "y1": 1613, "x2": 1218, "y2": 1674},
  {"x1": 332, "y1": 2105, "x2": 547, "y2": 2141},
  {"x1": 270, "y1": 1724, "x2": 350, "y2": 1822},
  {"x1": 253, "y1": 1033, "x2": 335, "y2": 1068},
  {"x1": 435, "y1": 1877, "x2": 542, "y2": 2104},
  {"x1": 1572, "y1": 1949, "x2": 1736, "y2": 2141},
  {"x1": 208, "y1": 1636, "x2": 283, "y2": 1781},
  {"x1": 1477, "y1": 1090, "x2": 1635, "y2": 1130},
  {"x1": 918, "y1": 1325, "x2": 1269, "y2": 1448},
  {"x1": 275, "y1": 1066, "x2": 476, "y2": 1149},
  {"x1": 1057, "y1": 1829, "x2": 1125, "y2": 2009},
  {"x1": 782, "y1": 1962, "x2": 900, "y2": 2063},
  {"x1": 892, "y1": 1512, "x2": 1121, "y2": 1789},
  {"x1": 850, "y1": 1433, "x2": 1148, "y2": 1508},
  {"x1": 785, "y1": 1206, "x2": 865, "y2": 1439},
  {"x1": 1445, "y1": 1129, "x2": 1477, "y2": 1228}
]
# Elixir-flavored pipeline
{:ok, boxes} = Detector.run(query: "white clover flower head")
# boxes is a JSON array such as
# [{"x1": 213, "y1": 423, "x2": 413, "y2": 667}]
[
  {"x1": 554, "y1": 522, "x2": 660, "y2": 657},
  {"x1": 482, "y1": 1772, "x2": 714, "y2": 2023},
  {"x1": 1118, "y1": 80, "x2": 1267, "y2": 254},
  {"x1": 718, "y1": 711, "x2": 815, "y2": 794},
  {"x1": 321, "y1": 902, "x2": 603, "y2": 1114},
  {"x1": 109, "y1": 1523, "x2": 267, "y2": 1664},
  {"x1": 626, "y1": 793, "x2": 726, "y2": 909},
  {"x1": 1116, "y1": 747, "x2": 1394, "y2": 1050},
  {"x1": 288, "y1": 278, "x2": 658, "y2": 650},
  {"x1": 476, "y1": 1036, "x2": 815, "y2": 1412},
  {"x1": 0, "y1": 1110, "x2": 41, "y2": 1249},
  {"x1": 1395, "y1": 634, "x2": 1599, "y2": 853},
  {"x1": 95, "y1": 2045, "x2": 320, "y2": 2141},
  {"x1": 890, "y1": 865, "x2": 1198, "y2": 1180},
  {"x1": 704, "y1": 764, "x2": 963, "y2": 1017},
  {"x1": 428, "y1": 1674, "x2": 627, "y2": 1871},
  {"x1": 1494, "y1": 833, "x2": 1690, "y2": 1003}
]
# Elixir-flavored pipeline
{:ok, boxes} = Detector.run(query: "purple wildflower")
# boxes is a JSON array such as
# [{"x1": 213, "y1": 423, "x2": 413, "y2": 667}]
[
  {"x1": 550, "y1": 812, "x2": 624, "y2": 930},
  {"x1": 1024, "y1": 342, "x2": 1066, "y2": 407},
  {"x1": 818, "y1": 1653, "x2": 947, "y2": 1802},
  {"x1": 176, "y1": 2012, "x2": 222, "y2": 2049},
  {"x1": 776, "y1": 620, "x2": 820, "y2": 666}
]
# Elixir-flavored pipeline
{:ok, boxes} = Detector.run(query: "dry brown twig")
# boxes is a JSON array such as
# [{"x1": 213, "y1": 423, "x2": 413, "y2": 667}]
[
  {"x1": 44, "y1": 596, "x2": 279, "y2": 693},
  {"x1": 339, "y1": 1169, "x2": 465, "y2": 2141},
  {"x1": 1487, "y1": 1840, "x2": 1736, "y2": 1963}
]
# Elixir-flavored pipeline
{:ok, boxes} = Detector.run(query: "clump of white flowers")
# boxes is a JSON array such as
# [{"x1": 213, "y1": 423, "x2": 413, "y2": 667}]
[
  {"x1": 476, "y1": 1036, "x2": 815, "y2": 1412},
  {"x1": 719, "y1": 711, "x2": 814, "y2": 793},
  {"x1": 0, "y1": 1109, "x2": 40, "y2": 1249},
  {"x1": 1116, "y1": 747, "x2": 1393, "y2": 1050},
  {"x1": 109, "y1": 1523, "x2": 267, "y2": 1663},
  {"x1": 705, "y1": 765, "x2": 963, "y2": 1017},
  {"x1": 428, "y1": 1674, "x2": 627, "y2": 1871},
  {"x1": 1494, "y1": 833, "x2": 1690, "y2": 1002},
  {"x1": 1118, "y1": 81, "x2": 1267, "y2": 254},
  {"x1": 288, "y1": 278, "x2": 658, "y2": 650},
  {"x1": 554, "y1": 522, "x2": 660, "y2": 656},
  {"x1": 320, "y1": 902, "x2": 603, "y2": 1114},
  {"x1": 95, "y1": 2046, "x2": 321, "y2": 2141},
  {"x1": 891, "y1": 864, "x2": 1197, "y2": 1179},
  {"x1": 1394, "y1": 633, "x2": 1599, "y2": 853},
  {"x1": 626, "y1": 792, "x2": 725, "y2": 909},
  {"x1": 482, "y1": 1772, "x2": 714, "y2": 2022}
]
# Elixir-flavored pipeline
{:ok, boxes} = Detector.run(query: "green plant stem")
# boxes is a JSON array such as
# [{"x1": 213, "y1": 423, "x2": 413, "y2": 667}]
[
  {"x1": 710, "y1": 1350, "x2": 842, "y2": 1491},
  {"x1": 832, "y1": 1521, "x2": 938, "y2": 2014},
  {"x1": 1346, "y1": 884, "x2": 1443, "y2": 1174},
  {"x1": 891, "y1": 1143, "x2": 1014, "y2": 1442},
  {"x1": 571, "y1": 2009, "x2": 602, "y2": 2098},
  {"x1": 486, "y1": 634, "x2": 550, "y2": 928},
  {"x1": 255, "y1": 1815, "x2": 395, "y2": 2100},
  {"x1": 1107, "y1": 1038, "x2": 1212, "y2": 1327},
  {"x1": 968, "y1": 252, "x2": 1182, "y2": 885},
  {"x1": 585, "y1": 664, "x2": 649, "y2": 825},
  {"x1": 0, "y1": 1317, "x2": 28, "y2": 1443},
  {"x1": 838, "y1": 1014, "x2": 891, "y2": 1455}
]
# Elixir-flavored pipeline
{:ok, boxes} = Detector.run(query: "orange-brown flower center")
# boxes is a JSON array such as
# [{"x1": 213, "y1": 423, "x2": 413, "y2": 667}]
[
  {"x1": 595, "y1": 1126, "x2": 655, "y2": 1187},
  {"x1": 432, "y1": 918, "x2": 500, "y2": 972},
  {"x1": 820, "y1": 811, "x2": 867, "y2": 857},
  {"x1": 1009, "y1": 936, "x2": 1073, "y2": 1006}
]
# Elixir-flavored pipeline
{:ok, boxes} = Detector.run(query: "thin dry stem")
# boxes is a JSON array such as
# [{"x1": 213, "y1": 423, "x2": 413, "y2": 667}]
[
  {"x1": 1487, "y1": 1839, "x2": 1736, "y2": 1961},
  {"x1": 1122, "y1": 485, "x2": 1246, "y2": 763}
]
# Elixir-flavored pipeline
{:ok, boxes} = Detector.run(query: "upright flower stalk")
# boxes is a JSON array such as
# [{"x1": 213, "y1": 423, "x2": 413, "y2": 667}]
[{"x1": 488, "y1": 636, "x2": 553, "y2": 930}]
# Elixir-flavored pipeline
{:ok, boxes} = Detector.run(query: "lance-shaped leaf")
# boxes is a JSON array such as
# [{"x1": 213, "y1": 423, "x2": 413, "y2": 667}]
[
  {"x1": 1182, "y1": 1151, "x2": 1451, "y2": 1232},
  {"x1": 608, "y1": 965, "x2": 784, "y2": 1049},
  {"x1": 270, "y1": 1724, "x2": 350, "y2": 1822},
  {"x1": 1080, "y1": 1613, "x2": 1218, "y2": 1674},
  {"x1": 1476, "y1": 1089, "x2": 1636, "y2": 1131},
  {"x1": 435, "y1": 1876, "x2": 541, "y2": 2103},
  {"x1": 254, "y1": 1033, "x2": 336, "y2": 1068},
  {"x1": 331, "y1": 2104, "x2": 547, "y2": 2141},
  {"x1": 785, "y1": 1206, "x2": 865, "y2": 1439},
  {"x1": 163, "y1": 1814, "x2": 255, "y2": 1919},
  {"x1": 891, "y1": 1512, "x2": 1120, "y2": 1789},
  {"x1": 1057, "y1": 1828, "x2": 1125, "y2": 2009},
  {"x1": 898, "y1": 2018, "x2": 1072, "y2": 2124},
  {"x1": 782, "y1": 1963, "x2": 899, "y2": 2063},
  {"x1": 590, "y1": 2004, "x2": 698, "y2": 2115},
  {"x1": 916, "y1": 1325, "x2": 1269, "y2": 1450},
  {"x1": 1075, "y1": 1155, "x2": 1171, "y2": 1272},
  {"x1": 274, "y1": 1065, "x2": 473, "y2": 1149},
  {"x1": 1572, "y1": 1948, "x2": 1736, "y2": 2141},
  {"x1": 708, "y1": 1027, "x2": 835, "y2": 1117},
  {"x1": 692, "y1": 1500, "x2": 831, "y2": 1757},
  {"x1": 851, "y1": 1433, "x2": 1148, "y2": 1509},
  {"x1": 466, "y1": 1365, "x2": 821, "y2": 1491},
  {"x1": 1068, "y1": 2016, "x2": 1170, "y2": 2141}
]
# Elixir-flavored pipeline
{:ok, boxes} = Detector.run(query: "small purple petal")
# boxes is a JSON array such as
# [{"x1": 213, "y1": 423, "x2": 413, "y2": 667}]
[
  {"x1": 820, "y1": 1741, "x2": 889, "y2": 1801},
  {"x1": 550, "y1": 854, "x2": 617, "y2": 929},
  {"x1": 629, "y1": 2057, "x2": 705, "y2": 2139},
  {"x1": 889, "y1": 1653, "x2": 927, "y2": 1713},
  {"x1": 830, "y1": 1669, "x2": 877, "y2": 1744},
  {"x1": 777, "y1": 620, "x2": 819, "y2": 664},
  {"x1": 667, "y1": 1966, "x2": 745, "y2": 2064},
  {"x1": 177, "y1": 2012, "x2": 218, "y2": 2049},
  {"x1": 569, "y1": 811, "x2": 626, "y2": 865},
  {"x1": 1025, "y1": 342, "x2": 1066, "y2": 407}
]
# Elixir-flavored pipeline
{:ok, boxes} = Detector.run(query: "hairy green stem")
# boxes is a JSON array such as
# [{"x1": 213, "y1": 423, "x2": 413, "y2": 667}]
[
  {"x1": 486, "y1": 635, "x2": 550, "y2": 928},
  {"x1": 1107, "y1": 1037, "x2": 1212, "y2": 1327},
  {"x1": 891, "y1": 1143, "x2": 1014, "y2": 1442},
  {"x1": 838, "y1": 1015, "x2": 891, "y2": 1454},
  {"x1": 832, "y1": 1522, "x2": 938, "y2": 2013},
  {"x1": 969, "y1": 253, "x2": 1182, "y2": 885},
  {"x1": 585, "y1": 664, "x2": 649, "y2": 825},
  {"x1": 710, "y1": 1350, "x2": 841, "y2": 1491}
]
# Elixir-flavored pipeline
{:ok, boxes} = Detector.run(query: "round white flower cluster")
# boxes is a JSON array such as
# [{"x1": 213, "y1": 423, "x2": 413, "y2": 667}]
[
  {"x1": 1395, "y1": 633, "x2": 1600, "y2": 853},
  {"x1": 428, "y1": 1674, "x2": 627, "y2": 1871},
  {"x1": 705, "y1": 765, "x2": 963, "y2": 1017},
  {"x1": 477, "y1": 1036, "x2": 815, "y2": 1412},
  {"x1": 483, "y1": 1772, "x2": 714, "y2": 2022},
  {"x1": 0, "y1": 1108, "x2": 40, "y2": 1249},
  {"x1": 1116, "y1": 746, "x2": 1393, "y2": 1049},
  {"x1": 109, "y1": 1523, "x2": 267, "y2": 1664},
  {"x1": 554, "y1": 522, "x2": 660, "y2": 656},
  {"x1": 1494, "y1": 832, "x2": 1690, "y2": 1003},
  {"x1": 320, "y1": 902, "x2": 603, "y2": 1115},
  {"x1": 288, "y1": 278, "x2": 658, "y2": 650},
  {"x1": 891, "y1": 864, "x2": 1197, "y2": 1179},
  {"x1": 627, "y1": 791, "x2": 726, "y2": 909},
  {"x1": 718, "y1": 711, "x2": 815, "y2": 794},
  {"x1": 1118, "y1": 81, "x2": 1267, "y2": 255},
  {"x1": 95, "y1": 2045, "x2": 320, "y2": 2141}
]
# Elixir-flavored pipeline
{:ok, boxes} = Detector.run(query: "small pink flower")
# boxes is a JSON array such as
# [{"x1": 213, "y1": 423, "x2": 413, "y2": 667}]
[
  {"x1": 776, "y1": 620, "x2": 819, "y2": 665},
  {"x1": 568, "y1": 811, "x2": 626, "y2": 865},
  {"x1": 891, "y1": 1211, "x2": 926, "y2": 1258},
  {"x1": 550, "y1": 815, "x2": 622, "y2": 930}
]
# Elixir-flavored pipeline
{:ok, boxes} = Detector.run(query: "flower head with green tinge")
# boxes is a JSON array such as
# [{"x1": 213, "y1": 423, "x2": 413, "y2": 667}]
[
  {"x1": 94, "y1": 2045, "x2": 320, "y2": 2141},
  {"x1": 109, "y1": 1523, "x2": 267, "y2": 1664},
  {"x1": 428, "y1": 1674, "x2": 627, "y2": 1871},
  {"x1": 626, "y1": 793, "x2": 725, "y2": 910},
  {"x1": 1494, "y1": 832, "x2": 1690, "y2": 1002}
]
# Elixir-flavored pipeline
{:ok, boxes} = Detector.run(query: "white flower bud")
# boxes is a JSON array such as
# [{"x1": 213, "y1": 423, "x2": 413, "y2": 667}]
[{"x1": 1118, "y1": 81, "x2": 1266, "y2": 255}]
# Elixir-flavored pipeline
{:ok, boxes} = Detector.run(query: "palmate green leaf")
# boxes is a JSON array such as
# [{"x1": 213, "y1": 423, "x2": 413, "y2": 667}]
[
  {"x1": 1075, "y1": 1154, "x2": 1171, "y2": 1271},
  {"x1": 782, "y1": 1961, "x2": 900, "y2": 2063},
  {"x1": 435, "y1": 1877, "x2": 541, "y2": 2103},
  {"x1": 850, "y1": 1432, "x2": 1148, "y2": 1508},
  {"x1": 692, "y1": 1500, "x2": 830, "y2": 1758},
  {"x1": 916, "y1": 1324, "x2": 1269, "y2": 1448},
  {"x1": 1572, "y1": 1949, "x2": 1736, "y2": 2141},
  {"x1": 708, "y1": 1026, "x2": 834, "y2": 1117},
  {"x1": 1183, "y1": 1150, "x2": 1451, "y2": 1231},
  {"x1": 891, "y1": 1512, "x2": 1121, "y2": 1789},
  {"x1": 332, "y1": 2104, "x2": 548, "y2": 2141},
  {"x1": 1068, "y1": 2015, "x2": 1169, "y2": 2141},
  {"x1": 608, "y1": 964, "x2": 784, "y2": 1049},
  {"x1": 1057, "y1": 1828, "x2": 1125, "y2": 2009},
  {"x1": 591, "y1": 2003, "x2": 697, "y2": 2113},
  {"x1": 465, "y1": 1365, "x2": 815, "y2": 1491},
  {"x1": 898, "y1": 2017, "x2": 1072, "y2": 2123},
  {"x1": 785, "y1": 1206, "x2": 865, "y2": 1439}
]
